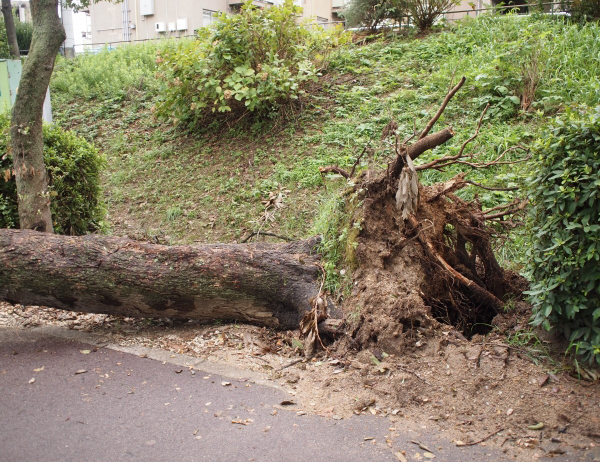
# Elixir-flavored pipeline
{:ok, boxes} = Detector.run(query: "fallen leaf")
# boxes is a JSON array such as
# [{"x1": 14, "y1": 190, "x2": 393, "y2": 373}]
[
  {"x1": 395, "y1": 452, "x2": 408, "y2": 462},
  {"x1": 423, "y1": 452, "x2": 435, "y2": 459},
  {"x1": 74, "y1": 369, "x2": 87, "y2": 375},
  {"x1": 332, "y1": 415, "x2": 342, "y2": 420},
  {"x1": 33, "y1": 367, "x2": 44, "y2": 372},
  {"x1": 231, "y1": 420, "x2": 248, "y2": 425},
  {"x1": 364, "y1": 437, "x2": 374, "y2": 441},
  {"x1": 80, "y1": 350, "x2": 91, "y2": 355},
  {"x1": 28, "y1": 377, "x2": 35, "y2": 384},
  {"x1": 280, "y1": 400, "x2": 295, "y2": 406},
  {"x1": 221, "y1": 381, "x2": 231, "y2": 386},
  {"x1": 507, "y1": 408, "x2": 514, "y2": 416},
  {"x1": 528, "y1": 422, "x2": 544, "y2": 430},
  {"x1": 175, "y1": 370, "x2": 183, "y2": 374}
]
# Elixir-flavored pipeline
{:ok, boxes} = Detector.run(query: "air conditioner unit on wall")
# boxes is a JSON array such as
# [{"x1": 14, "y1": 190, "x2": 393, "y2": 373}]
[
  {"x1": 168, "y1": 22, "x2": 176, "y2": 32},
  {"x1": 176, "y1": 18, "x2": 188, "y2": 31},
  {"x1": 140, "y1": 0, "x2": 154, "y2": 16},
  {"x1": 155, "y1": 22, "x2": 166, "y2": 32}
]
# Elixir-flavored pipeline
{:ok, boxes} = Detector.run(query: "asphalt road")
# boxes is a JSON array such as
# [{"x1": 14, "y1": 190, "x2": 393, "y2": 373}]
[{"x1": 0, "y1": 327, "x2": 594, "y2": 462}]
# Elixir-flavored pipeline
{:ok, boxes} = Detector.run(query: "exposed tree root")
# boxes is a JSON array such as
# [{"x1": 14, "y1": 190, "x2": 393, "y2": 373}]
[{"x1": 336, "y1": 76, "x2": 529, "y2": 352}]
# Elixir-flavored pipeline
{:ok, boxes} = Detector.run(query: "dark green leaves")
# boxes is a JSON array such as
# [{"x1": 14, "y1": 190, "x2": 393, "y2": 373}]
[{"x1": 526, "y1": 108, "x2": 600, "y2": 365}]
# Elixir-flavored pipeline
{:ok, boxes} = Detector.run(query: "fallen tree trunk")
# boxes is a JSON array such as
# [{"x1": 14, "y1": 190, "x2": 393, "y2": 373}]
[{"x1": 0, "y1": 229, "x2": 325, "y2": 329}]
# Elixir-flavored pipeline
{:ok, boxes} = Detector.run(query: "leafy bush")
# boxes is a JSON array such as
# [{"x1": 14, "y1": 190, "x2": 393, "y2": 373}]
[
  {"x1": 526, "y1": 108, "x2": 600, "y2": 365},
  {"x1": 341, "y1": 0, "x2": 407, "y2": 32},
  {"x1": 0, "y1": 113, "x2": 106, "y2": 234},
  {"x1": 563, "y1": 0, "x2": 600, "y2": 21},
  {"x1": 15, "y1": 20, "x2": 33, "y2": 54},
  {"x1": 0, "y1": 17, "x2": 33, "y2": 58},
  {"x1": 51, "y1": 40, "x2": 163, "y2": 99},
  {"x1": 406, "y1": 0, "x2": 459, "y2": 30},
  {"x1": 0, "y1": 20, "x2": 10, "y2": 59},
  {"x1": 154, "y1": 0, "x2": 350, "y2": 128}
]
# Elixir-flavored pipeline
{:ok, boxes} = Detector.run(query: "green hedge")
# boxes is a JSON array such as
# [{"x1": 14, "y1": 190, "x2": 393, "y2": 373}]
[
  {"x1": 0, "y1": 113, "x2": 106, "y2": 234},
  {"x1": 526, "y1": 108, "x2": 600, "y2": 365}
]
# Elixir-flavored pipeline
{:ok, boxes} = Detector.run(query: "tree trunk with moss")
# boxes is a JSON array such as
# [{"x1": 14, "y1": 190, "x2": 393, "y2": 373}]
[
  {"x1": 10, "y1": 0, "x2": 65, "y2": 232},
  {"x1": 0, "y1": 230, "x2": 326, "y2": 328},
  {"x1": 1, "y1": 0, "x2": 20, "y2": 58}
]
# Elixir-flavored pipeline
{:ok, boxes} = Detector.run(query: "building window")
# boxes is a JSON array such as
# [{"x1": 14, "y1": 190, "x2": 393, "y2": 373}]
[{"x1": 203, "y1": 9, "x2": 218, "y2": 27}]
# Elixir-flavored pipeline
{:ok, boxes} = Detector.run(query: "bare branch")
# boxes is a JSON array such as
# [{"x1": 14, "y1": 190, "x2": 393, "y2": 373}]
[
  {"x1": 319, "y1": 165, "x2": 350, "y2": 179},
  {"x1": 483, "y1": 199, "x2": 529, "y2": 220},
  {"x1": 456, "y1": 103, "x2": 489, "y2": 158},
  {"x1": 349, "y1": 145, "x2": 369, "y2": 178},
  {"x1": 419, "y1": 76, "x2": 466, "y2": 140},
  {"x1": 464, "y1": 181, "x2": 519, "y2": 192},
  {"x1": 391, "y1": 128, "x2": 455, "y2": 178},
  {"x1": 416, "y1": 145, "x2": 530, "y2": 172}
]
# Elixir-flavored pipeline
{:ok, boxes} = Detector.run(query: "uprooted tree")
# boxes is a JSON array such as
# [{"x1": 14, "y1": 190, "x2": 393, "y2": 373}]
[{"x1": 0, "y1": 76, "x2": 529, "y2": 351}]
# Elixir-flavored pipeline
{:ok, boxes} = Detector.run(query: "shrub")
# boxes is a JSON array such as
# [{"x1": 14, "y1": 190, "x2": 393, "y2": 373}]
[
  {"x1": 0, "y1": 17, "x2": 34, "y2": 58},
  {"x1": 15, "y1": 20, "x2": 33, "y2": 54},
  {"x1": 341, "y1": 0, "x2": 407, "y2": 32},
  {"x1": 526, "y1": 108, "x2": 600, "y2": 365},
  {"x1": 0, "y1": 113, "x2": 106, "y2": 234},
  {"x1": 154, "y1": 0, "x2": 350, "y2": 129},
  {"x1": 562, "y1": 0, "x2": 600, "y2": 21},
  {"x1": 406, "y1": 0, "x2": 459, "y2": 30}
]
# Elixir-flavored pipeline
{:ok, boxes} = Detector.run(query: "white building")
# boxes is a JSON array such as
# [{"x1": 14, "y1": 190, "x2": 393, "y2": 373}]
[{"x1": 88, "y1": 0, "x2": 334, "y2": 45}]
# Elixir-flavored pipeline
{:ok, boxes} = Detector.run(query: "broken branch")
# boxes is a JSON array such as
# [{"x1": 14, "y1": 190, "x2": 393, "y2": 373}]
[
  {"x1": 319, "y1": 165, "x2": 350, "y2": 178},
  {"x1": 456, "y1": 428, "x2": 504, "y2": 447},
  {"x1": 419, "y1": 76, "x2": 466, "y2": 140},
  {"x1": 390, "y1": 128, "x2": 455, "y2": 179}
]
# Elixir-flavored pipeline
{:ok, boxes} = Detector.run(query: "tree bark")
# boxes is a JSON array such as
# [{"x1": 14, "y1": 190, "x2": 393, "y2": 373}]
[
  {"x1": 0, "y1": 229, "x2": 326, "y2": 329},
  {"x1": 1, "y1": 0, "x2": 20, "y2": 58},
  {"x1": 389, "y1": 127, "x2": 455, "y2": 179},
  {"x1": 10, "y1": 0, "x2": 65, "y2": 233}
]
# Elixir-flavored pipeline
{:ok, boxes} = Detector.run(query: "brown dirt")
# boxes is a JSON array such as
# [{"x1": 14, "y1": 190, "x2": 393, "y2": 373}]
[{"x1": 2, "y1": 300, "x2": 600, "y2": 461}]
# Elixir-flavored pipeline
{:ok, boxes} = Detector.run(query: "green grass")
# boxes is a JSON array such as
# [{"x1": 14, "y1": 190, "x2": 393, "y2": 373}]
[{"x1": 49, "y1": 15, "x2": 600, "y2": 263}]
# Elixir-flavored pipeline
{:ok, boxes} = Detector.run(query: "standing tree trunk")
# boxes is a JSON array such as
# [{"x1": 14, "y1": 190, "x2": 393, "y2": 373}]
[
  {"x1": 0, "y1": 230, "x2": 327, "y2": 329},
  {"x1": 10, "y1": 0, "x2": 65, "y2": 233},
  {"x1": 1, "y1": 0, "x2": 20, "y2": 58}
]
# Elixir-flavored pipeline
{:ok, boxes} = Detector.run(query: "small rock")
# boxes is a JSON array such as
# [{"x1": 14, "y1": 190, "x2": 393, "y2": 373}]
[{"x1": 332, "y1": 415, "x2": 342, "y2": 420}]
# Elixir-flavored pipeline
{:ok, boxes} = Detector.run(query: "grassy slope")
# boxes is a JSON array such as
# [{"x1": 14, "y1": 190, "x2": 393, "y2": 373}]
[{"x1": 51, "y1": 16, "x2": 600, "y2": 263}]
